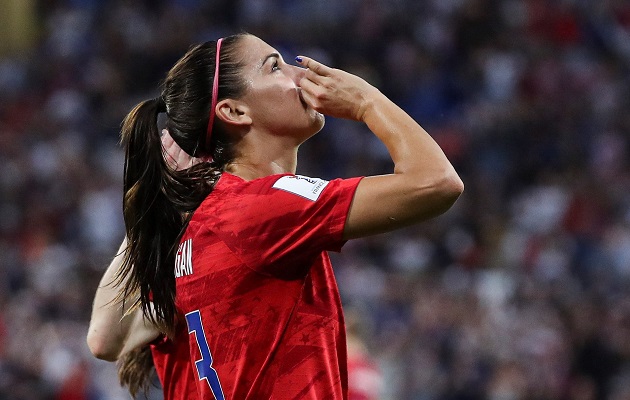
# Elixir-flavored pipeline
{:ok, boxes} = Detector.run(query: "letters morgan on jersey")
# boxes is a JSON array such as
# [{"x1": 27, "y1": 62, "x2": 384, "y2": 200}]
[
  {"x1": 271, "y1": 175, "x2": 330, "y2": 201},
  {"x1": 175, "y1": 238, "x2": 193, "y2": 278}
]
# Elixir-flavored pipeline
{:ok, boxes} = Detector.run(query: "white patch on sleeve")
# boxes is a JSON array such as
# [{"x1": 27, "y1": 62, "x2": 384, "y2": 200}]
[{"x1": 272, "y1": 175, "x2": 330, "y2": 201}]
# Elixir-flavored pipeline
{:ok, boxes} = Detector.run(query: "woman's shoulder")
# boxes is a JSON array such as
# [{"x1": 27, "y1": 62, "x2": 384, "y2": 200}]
[
  {"x1": 186, "y1": 172, "x2": 297, "y2": 236},
  {"x1": 216, "y1": 172, "x2": 300, "y2": 194},
  {"x1": 193, "y1": 172, "x2": 293, "y2": 213}
]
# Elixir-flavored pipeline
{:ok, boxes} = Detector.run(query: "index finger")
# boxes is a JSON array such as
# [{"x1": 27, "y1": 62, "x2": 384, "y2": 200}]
[{"x1": 295, "y1": 56, "x2": 332, "y2": 77}]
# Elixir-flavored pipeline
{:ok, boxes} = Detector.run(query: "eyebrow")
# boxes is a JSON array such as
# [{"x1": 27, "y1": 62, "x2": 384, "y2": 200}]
[{"x1": 260, "y1": 52, "x2": 280, "y2": 69}]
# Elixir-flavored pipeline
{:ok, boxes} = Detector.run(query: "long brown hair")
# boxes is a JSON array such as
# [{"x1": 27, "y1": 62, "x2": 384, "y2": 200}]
[{"x1": 115, "y1": 34, "x2": 249, "y2": 397}]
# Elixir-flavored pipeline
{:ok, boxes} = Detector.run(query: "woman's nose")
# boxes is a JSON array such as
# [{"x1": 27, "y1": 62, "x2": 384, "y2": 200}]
[{"x1": 289, "y1": 65, "x2": 306, "y2": 85}]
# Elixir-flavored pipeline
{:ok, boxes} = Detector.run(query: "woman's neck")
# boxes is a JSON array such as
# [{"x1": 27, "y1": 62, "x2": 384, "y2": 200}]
[{"x1": 225, "y1": 133, "x2": 299, "y2": 181}]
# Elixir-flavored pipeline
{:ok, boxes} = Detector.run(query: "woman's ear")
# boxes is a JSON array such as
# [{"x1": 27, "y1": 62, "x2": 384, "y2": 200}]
[{"x1": 215, "y1": 99, "x2": 252, "y2": 127}]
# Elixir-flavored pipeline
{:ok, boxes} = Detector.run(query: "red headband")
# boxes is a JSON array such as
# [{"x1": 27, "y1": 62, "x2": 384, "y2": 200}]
[{"x1": 205, "y1": 38, "x2": 223, "y2": 155}]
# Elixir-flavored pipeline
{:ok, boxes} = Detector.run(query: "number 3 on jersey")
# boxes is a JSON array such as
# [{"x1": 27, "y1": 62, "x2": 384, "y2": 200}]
[{"x1": 185, "y1": 310, "x2": 225, "y2": 400}]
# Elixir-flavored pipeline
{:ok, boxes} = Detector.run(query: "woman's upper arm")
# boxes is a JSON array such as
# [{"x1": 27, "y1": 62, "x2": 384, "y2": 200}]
[{"x1": 343, "y1": 172, "x2": 463, "y2": 240}]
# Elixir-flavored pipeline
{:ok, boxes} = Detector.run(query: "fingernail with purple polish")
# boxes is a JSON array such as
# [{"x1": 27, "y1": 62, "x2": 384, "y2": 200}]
[{"x1": 295, "y1": 56, "x2": 303, "y2": 63}]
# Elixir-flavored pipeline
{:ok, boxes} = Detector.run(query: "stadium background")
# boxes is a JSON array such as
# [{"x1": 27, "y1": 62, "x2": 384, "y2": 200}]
[{"x1": 1, "y1": 0, "x2": 630, "y2": 399}]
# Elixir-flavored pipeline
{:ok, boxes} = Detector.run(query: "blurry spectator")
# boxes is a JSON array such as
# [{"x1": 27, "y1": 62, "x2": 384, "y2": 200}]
[{"x1": 346, "y1": 309, "x2": 383, "y2": 400}]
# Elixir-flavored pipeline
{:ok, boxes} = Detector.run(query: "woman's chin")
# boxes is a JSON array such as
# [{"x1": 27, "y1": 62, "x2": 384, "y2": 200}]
[
  {"x1": 310, "y1": 109, "x2": 325, "y2": 130},
  {"x1": 307, "y1": 114, "x2": 325, "y2": 138},
  {"x1": 295, "y1": 114, "x2": 325, "y2": 142}
]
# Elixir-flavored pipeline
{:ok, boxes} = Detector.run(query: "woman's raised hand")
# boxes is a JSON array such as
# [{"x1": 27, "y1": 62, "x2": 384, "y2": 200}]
[
  {"x1": 296, "y1": 56, "x2": 380, "y2": 122},
  {"x1": 296, "y1": 57, "x2": 462, "y2": 240}
]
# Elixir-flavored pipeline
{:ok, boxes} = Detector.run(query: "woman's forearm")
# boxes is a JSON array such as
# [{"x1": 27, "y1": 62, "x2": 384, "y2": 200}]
[{"x1": 361, "y1": 91, "x2": 460, "y2": 181}]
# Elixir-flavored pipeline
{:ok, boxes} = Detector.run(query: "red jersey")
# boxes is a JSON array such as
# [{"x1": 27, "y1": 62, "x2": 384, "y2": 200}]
[
  {"x1": 175, "y1": 172, "x2": 362, "y2": 399},
  {"x1": 151, "y1": 325, "x2": 198, "y2": 400}
]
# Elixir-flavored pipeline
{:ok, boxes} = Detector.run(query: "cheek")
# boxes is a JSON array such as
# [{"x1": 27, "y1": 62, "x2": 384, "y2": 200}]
[
  {"x1": 250, "y1": 83, "x2": 292, "y2": 106},
  {"x1": 257, "y1": 89, "x2": 300, "y2": 116},
  {"x1": 244, "y1": 80, "x2": 308, "y2": 127}
]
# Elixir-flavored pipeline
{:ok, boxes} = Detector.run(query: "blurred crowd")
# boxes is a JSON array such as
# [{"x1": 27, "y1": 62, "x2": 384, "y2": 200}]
[{"x1": 1, "y1": 0, "x2": 630, "y2": 399}]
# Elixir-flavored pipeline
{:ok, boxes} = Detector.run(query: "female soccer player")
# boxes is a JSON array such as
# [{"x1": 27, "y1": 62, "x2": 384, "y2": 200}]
[{"x1": 89, "y1": 32, "x2": 463, "y2": 399}]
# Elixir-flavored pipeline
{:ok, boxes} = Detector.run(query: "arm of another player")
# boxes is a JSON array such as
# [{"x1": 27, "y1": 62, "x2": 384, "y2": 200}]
[
  {"x1": 87, "y1": 238, "x2": 161, "y2": 361},
  {"x1": 297, "y1": 56, "x2": 464, "y2": 239},
  {"x1": 161, "y1": 128, "x2": 202, "y2": 169},
  {"x1": 87, "y1": 130, "x2": 199, "y2": 360}
]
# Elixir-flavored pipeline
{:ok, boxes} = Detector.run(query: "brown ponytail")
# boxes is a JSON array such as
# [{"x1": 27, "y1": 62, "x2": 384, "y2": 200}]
[
  {"x1": 117, "y1": 347, "x2": 155, "y2": 398},
  {"x1": 117, "y1": 95, "x2": 182, "y2": 334},
  {"x1": 114, "y1": 34, "x2": 249, "y2": 397}
]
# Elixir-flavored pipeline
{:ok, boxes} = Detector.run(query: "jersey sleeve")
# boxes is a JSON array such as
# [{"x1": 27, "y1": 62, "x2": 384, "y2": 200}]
[{"x1": 213, "y1": 174, "x2": 362, "y2": 276}]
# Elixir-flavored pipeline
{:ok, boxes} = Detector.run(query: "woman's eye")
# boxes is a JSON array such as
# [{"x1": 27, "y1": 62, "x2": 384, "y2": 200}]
[{"x1": 272, "y1": 60, "x2": 280, "y2": 72}]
